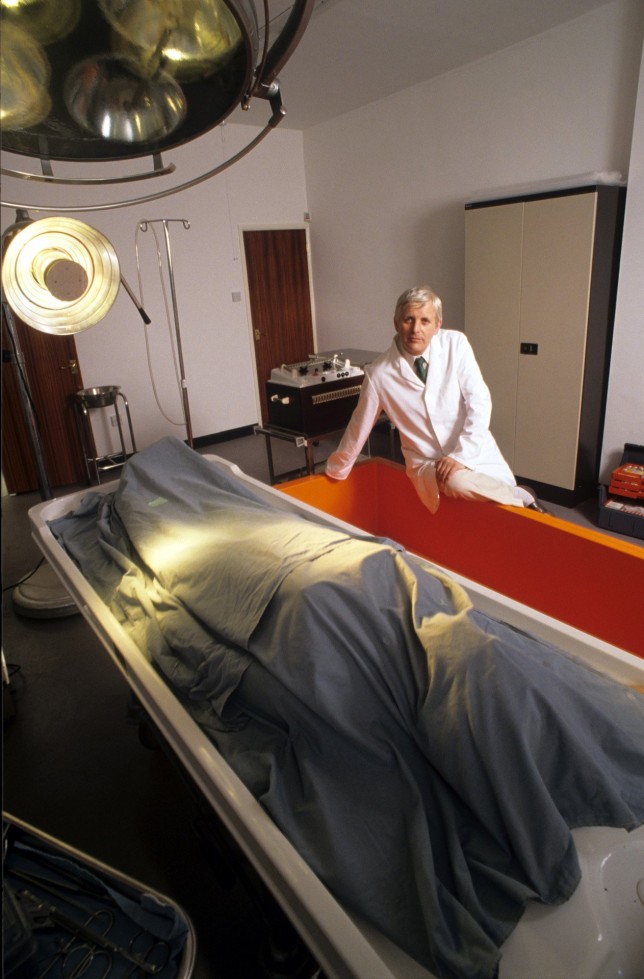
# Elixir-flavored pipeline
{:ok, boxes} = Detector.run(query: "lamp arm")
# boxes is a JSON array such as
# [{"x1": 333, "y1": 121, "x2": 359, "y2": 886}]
[
  {"x1": 1, "y1": 123, "x2": 275, "y2": 213},
  {"x1": 257, "y1": 0, "x2": 315, "y2": 87},
  {"x1": 0, "y1": 157, "x2": 176, "y2": 187},
  {"x1": 119, "y1": 275, "x2": 152, "y2": 324}
]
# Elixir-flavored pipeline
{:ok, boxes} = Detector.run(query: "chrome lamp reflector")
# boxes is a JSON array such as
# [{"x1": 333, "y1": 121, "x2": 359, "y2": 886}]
[
  {"x1": 0, "y1": 0, "x2": 314, "y2": 209},
  {"x1": 0, "y1": 0, "x2": 312, "y2": 163},
  {"x1": 1, "y1": 216, "x2": 121, "y2": 334}
]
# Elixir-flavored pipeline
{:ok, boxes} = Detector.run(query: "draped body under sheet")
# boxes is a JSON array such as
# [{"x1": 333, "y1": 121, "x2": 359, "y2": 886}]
[{"x1": 50, "y1": 438, "x2": 644, "y2": 979}]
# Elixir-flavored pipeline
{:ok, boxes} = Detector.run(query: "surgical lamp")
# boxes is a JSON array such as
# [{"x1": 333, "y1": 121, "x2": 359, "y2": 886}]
[
  {"x1": 0, "y1": 213, "x2": 133, "y2": 505},
  {"x1": 0, "y1": 0, "x2": 315, "y2": 210},
  {"x1": 1, "y1": 215, "x2": 123, "y2": 332},
  {"x1": 0, "y1": 210, "x2": 165, "y2": 617}
]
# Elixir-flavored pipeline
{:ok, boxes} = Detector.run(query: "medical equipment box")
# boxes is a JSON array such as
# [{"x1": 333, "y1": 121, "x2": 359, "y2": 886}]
[
  {"x1": 608, "y1": 464, "x2": 644, "y2": 499},
  {"x1": 3, "y1": 812, "x2": 196, "y2": 979},
  {"x1": 267, "y1": 355, "x2": 364, "y2": 436}
]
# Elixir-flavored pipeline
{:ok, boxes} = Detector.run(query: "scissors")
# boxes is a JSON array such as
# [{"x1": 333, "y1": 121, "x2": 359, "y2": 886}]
[
  {"x1": 21, "y1": 893, "x2": 161, "y2": 976},
  {"x1": 123, "y1": 930, "x2": 171, "y2": 977},
  {"x1": 61, "y1": 942, "x2": 112, "y2": 978}
]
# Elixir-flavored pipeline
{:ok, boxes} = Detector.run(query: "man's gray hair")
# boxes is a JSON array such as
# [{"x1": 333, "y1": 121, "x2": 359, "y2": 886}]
[{"x1": 394, "y1": 286, "x2": 442, "y2": 323}]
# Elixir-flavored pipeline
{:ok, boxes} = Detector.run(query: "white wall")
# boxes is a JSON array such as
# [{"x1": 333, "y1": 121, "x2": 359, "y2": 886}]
[
  {"x1": 600, "y1": 39, "x2": 644, "y2": 479},
  {"x1": 303, "y1": 0, "x2": 644, "y2": 477},
  {"x1": 2, "y1": 123, "x2": 309, "y2": 455},
  {"x1": 3, "y1": 0, "x2": 643, "y2": 476}
]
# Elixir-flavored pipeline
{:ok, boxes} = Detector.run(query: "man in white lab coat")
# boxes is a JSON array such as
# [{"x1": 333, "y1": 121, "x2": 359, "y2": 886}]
[{"x1": 326, "y1": 286, "x2": 541, "y2": 513}]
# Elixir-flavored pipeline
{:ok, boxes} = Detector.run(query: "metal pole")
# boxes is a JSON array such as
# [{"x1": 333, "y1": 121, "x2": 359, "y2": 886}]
[
  {"x1": 2, "y1": 300, "x2": 53, "y2": 499},
  {"x1": 140, "y1": 218, "x2": 193, "y2": 447}
]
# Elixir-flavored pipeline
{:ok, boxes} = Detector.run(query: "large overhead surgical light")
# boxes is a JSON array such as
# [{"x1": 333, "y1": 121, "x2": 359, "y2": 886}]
[{"x1": 0, "y1": 0, "x2": 314, "y2": 210}]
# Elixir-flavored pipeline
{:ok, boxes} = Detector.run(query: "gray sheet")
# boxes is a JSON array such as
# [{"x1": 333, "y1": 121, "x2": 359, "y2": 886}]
[{"x1": 50, "y1": 437, "x2": 644, "y2": 979}]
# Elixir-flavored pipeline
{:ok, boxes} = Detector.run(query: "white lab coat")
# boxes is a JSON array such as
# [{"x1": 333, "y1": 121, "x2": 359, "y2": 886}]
[{"x1": 326, "y1": 329, "x2": 515, "y2": 486}]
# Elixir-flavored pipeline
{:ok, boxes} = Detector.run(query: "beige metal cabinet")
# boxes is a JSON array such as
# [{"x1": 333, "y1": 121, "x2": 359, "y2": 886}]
[{"x1": 464, "y1": 185, "x2": 624, "y2": 505}]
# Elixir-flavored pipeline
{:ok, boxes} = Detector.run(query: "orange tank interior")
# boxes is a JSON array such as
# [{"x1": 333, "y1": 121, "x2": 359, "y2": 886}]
[{"x1": 278, "y1": 458, "x2": 644, "y2": 659}]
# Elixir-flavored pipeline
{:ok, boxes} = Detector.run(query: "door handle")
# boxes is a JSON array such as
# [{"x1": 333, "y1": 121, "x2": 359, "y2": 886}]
[
  {"x1": 254, "y1": 329, "x2": 265, "y2": 342},
  {"x1": 59, "y1": 359, "x2": 79, "y2": 374}
]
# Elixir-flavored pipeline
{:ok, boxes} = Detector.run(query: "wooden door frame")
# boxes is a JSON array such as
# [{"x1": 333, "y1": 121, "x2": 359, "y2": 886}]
[
  {"x1": 1, "y1": 305, "x2": 88, "y2": 494},
  {"x1": 239, "y1": 223, "x2": 317, "y2": 423}
]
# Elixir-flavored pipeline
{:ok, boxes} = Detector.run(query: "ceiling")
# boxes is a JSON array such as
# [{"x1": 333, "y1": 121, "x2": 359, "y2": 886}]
[{"x1": 242, "y1": 0, "x2": 612, "y2": 129}]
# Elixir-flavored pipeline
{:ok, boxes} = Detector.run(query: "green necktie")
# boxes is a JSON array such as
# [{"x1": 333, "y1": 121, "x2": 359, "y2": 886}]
[{"x1": 414, "y1": 356, "x2": 427, "y2": 383}]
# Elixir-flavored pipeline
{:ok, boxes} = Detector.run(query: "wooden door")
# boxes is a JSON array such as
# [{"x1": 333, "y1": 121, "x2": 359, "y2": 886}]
[
  {"x1": 2, "y1": 306, "x2": 87, "y2": 493},
  {"x1": 242, "y1": 228, "x2": 315, "y2": 423}
]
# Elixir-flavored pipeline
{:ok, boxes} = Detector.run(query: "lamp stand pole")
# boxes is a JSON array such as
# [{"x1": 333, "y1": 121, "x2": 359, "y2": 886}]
[
  {"x1": 139, "y1": 218, "x2": 194, "y2": 447},
  {"x1": 2, "y1": 300, "x2": 52, "y2": 500},
  {"x1": 2, "y1": 301, "x2": 79, "y2": 617}
]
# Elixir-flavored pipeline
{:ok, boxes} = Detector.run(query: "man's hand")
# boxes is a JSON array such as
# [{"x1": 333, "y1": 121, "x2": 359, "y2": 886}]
[{"x1": 435, "y1": 456, "x2": 466, "y2": 487}]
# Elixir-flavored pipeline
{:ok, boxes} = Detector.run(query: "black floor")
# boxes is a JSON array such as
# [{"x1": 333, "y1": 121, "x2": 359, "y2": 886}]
[{"x1": 2, "y1": 430, "x2": 639, "y2": 979}]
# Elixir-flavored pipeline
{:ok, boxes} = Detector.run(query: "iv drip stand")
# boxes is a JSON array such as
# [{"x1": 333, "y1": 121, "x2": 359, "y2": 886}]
[{"x1": 138, "y1": 218, "x2": 194, "y2": 447}]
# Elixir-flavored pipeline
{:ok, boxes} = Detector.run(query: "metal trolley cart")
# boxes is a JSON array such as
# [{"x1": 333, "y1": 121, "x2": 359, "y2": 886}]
[
  {"x1": 259, "y1": 353, "x2": 366, "y2": 483},
  {"x1": 74, "y1": 386, "x2": 137, "y2": 484}
]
